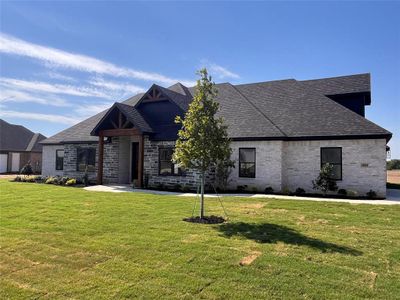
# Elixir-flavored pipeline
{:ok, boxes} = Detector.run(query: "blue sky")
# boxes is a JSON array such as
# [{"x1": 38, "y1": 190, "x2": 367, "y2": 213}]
[{"x1": 1, "y1": 1, "x2": 399, "y2": 157}]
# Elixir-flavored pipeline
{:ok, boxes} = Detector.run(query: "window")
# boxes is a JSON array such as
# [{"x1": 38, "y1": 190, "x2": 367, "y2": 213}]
[
  {"x1": 77, "y1": 148, "x2": 96, "y2": 172},
  {"x1": 158, "y1": 147, "x2": 183, "y2": 176},
  {"x1": 239, "y1": 148, "x2": 256, "y2": 178},
  {"x1": 321, "y1": 147, "x2": 342, "y2": 180},
  {"x1": 56, "y1": 150, "x2": 64, "y2": 170}
]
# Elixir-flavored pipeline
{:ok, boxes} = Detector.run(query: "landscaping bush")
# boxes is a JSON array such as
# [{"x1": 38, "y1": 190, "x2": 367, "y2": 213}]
[
  {"x1": 20, "y1": 162, "x2": 33, "y2": 176},
  {"x1": 65, "y1": 178, "x2": 77, "y2": 186},
  {"x1": 12, "y1": 176, "x2": 22, "y2": 182},
  {"x1": 312, "y1": 163, "x2": 338, "y2": 195},
  {"x1": 366, "y1": 190, "x2": 377, "y2": 199},
  {"x1": 347, "y1": 190, "x2": 358, "y2": 197},
  {"x1": 237, "y1": 185, "x2": 247, "y2": 193},
  {"x1": 295, "y1": 188, "x2": 305, "y2": 195},
  {"x1": 338, "y1": 189, "x2": 347, "y2": 196},
  {"x1": 264, "y1": 186, "x2": 274, "y2": 194},
  {"x1": 282, "y1": 187, "x2": 291, "y2": 195},
  {"x1": 45, "y1": 177, "x2": 58, "y2": 184}
]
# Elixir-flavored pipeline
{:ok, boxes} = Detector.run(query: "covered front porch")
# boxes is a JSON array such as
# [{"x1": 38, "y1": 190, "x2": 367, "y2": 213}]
[{"x1": 90, "y1": 103, "x2": 153, "y2": 187}]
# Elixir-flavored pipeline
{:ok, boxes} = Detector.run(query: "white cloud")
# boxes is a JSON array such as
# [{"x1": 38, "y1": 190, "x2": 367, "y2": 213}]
[
  {"x1": 0, "y1": 77, "x2": 114, "y2": 99},
  {"x1": 47, "y1": 71, "x2": 76, "y2": 82},
  {"x1": 0, "y1": 89, "x2": 70, "y2": 107},
  {"x1": 209, "y1": 63, "x2": 240, "y2": 79},
  {"x1": 0, "y1": 109, "x2": 80, "y2": 125},
  {"x1": 74, "y1": 102, "x2": 111, "y2": 117},
  {"x1": 0, "y1": 33, "x2": 196, "y2": 86},
  {"x1": 88, "y1": 77, "x2": 145, "y2": 96}
]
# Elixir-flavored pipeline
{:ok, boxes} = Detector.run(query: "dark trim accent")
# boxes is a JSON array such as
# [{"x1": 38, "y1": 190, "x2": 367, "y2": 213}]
[
  {"x1": 320, "y1": 147, "x2": 342, "y2": 181},
  {"x1": 231, "y1": 133, "x2": 392, "y2": 142},
  {"x1": 239, "y1": 147, "x2": 256, "y2": 178}
]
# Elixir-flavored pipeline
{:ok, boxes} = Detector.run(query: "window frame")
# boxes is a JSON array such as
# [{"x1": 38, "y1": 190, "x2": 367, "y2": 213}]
[
  {"x1": 239, "y1": 147, "x2": 256, "y2": 178},
  {"x1": 320, "y1": 147, "x2": 342, "y2": 181},
  {"x1": 76, "y1": 147, "x2": 96, "y2": 172},
  {"x1": 158, "y1": 146, "x2": 184, "y2": 176},
  {"x1": 55, "y1": 149, "x2": 64, "y2": 171}
]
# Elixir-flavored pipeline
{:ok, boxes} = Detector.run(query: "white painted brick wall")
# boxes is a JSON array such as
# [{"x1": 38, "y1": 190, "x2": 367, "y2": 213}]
[
  {"x1": 227, "y1": 141, "x2": 283, "y2": 192},
  {"x1": 282, "y1": 139, "x2": 387, "y2": 197},
  {"x1": 42, "y1": 145, "x2": 64, "y2": 177}
]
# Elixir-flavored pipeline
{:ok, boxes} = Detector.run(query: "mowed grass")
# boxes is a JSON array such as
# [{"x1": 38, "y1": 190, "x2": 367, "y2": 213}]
[{"x1": 1, "y1": 181, "x2": 400, "y2": 299}]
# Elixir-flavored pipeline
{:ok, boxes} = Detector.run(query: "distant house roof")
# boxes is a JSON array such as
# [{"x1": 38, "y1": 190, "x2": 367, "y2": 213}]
[
  {"x1": 41, "y1": 73, "x2": 391, "y2": 145},
  {"x1": 0, "y1": 119, "x2": 47, "y2": 152}
]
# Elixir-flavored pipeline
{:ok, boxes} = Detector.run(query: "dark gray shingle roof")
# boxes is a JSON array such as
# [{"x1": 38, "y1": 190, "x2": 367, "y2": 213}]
[
  {"x1": 41, "y1": 73, "x2": 391, "y2": 144},
  {"x1": 0, "y1": 119, "x2": 46, "y2": 151}
]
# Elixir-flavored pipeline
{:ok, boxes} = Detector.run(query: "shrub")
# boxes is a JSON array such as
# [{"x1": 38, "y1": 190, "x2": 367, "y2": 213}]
[
  {"x1": 173, "y1": 184, "x2": 182, "y2": 191},
  {"x1": 12, "y1": 175, "x2": 22, "y2": 182},
  {"x1": 281, "y1": 187, "x2": 291, "y2": 195},
  {"x1": 264, "y1": 186, "x2": 274, "y2": 194},
  {"x1": 347, "y1": 190, "x2": 358, "y2": 197},
  {"x1": 181, "y1": 185, "x2": 191, "y2": 192},
  {"x1": 295, "y1": 188, "x2": 305, "y2": 195},
  {"x1": 250, "y1": 186, "x2": 258, "y2": 193},
  {"x1": 20, "y1": 162, "x2": 33, "y2": 176},
  {"x1": 312, "y1": 163, "x2": 338, "y2": 195},
  {"x1": 366, "y1": 190, "x2": 377, "y2": 199},
  {"x1": 237, "y1": 185, "x2": 247, "y2": 193},
  {"x1": 82, "y1": 166, "x2": 89, "y2": 186},
  {"x1": 65, "y1": 178, "x2": 77, "y2": 186},
  {"x1": 338, "y1": 189, "x2": 347, "y2": 196},
  {"x1": 45, "y1": 177, "x2": 56, "y2": 184},
  {"x1": 34, "y1": 176, "x2": 48, "y2": 183}
]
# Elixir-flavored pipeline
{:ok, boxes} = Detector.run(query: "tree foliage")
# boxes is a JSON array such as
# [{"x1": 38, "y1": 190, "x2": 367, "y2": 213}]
[
  {"x1": 387, "y1": 159, "x2": 400, "y2": 170},
  {"x1": 173, "y1": 68, "x2": 232, "y2": 173},
  {"x1": 312, "y1": 163, "x2": 338, "y2": 195},
  {"x1": 173, "y1": 69, "x2": 232, "y2": 218}
]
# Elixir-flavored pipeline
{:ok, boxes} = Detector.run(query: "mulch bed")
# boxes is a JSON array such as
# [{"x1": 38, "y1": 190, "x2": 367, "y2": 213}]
[{"x1": 183, "y1": 215, "x2": 225, "y2": 224}]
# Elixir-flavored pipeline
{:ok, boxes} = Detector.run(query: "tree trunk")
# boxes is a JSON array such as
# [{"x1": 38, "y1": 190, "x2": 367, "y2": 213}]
[{"x1": 200, "y1": 171, "x2": 205, "y2": 219}]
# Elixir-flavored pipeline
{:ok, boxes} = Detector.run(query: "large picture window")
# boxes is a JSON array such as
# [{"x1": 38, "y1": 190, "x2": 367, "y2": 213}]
[
  {"x1": 56, "y1": 150, "x2": 64, "y2": 170},
  {"x1": 158, "y1": 147, "x2": 183, "y2": 176},
  {"x1": 239, "y1": 148, "x2": 256, "y2": 178},
  {"x1": 321, "y1": 147, "x2": 342, "y2": 180},
  {"x1": 77, "y1": 148, "x2": 96, "y2": 172}
]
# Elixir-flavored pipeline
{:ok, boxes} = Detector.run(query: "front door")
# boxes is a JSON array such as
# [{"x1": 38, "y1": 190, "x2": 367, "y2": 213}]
[{"x1": 131, "y1": 142, "x2": 139, "y2": 182}]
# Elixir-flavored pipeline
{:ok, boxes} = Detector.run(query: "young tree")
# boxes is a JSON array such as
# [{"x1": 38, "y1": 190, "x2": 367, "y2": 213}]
[
  {"x1": 312, "y1": 163, "x2": 338, "y2": 195},
  {"x1": 174, "y1": 69, "x2": 231, "y2": 219}
]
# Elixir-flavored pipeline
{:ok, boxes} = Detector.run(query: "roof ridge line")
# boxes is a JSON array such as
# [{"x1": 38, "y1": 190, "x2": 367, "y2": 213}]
[{"x1": 230, "y1": 84, "x2": 288, "y2": 137}]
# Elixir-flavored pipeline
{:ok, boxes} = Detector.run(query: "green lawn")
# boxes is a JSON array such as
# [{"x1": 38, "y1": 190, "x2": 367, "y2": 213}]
[{"x1": 1, "y1": 181, "x2": 400, "y2": 299}]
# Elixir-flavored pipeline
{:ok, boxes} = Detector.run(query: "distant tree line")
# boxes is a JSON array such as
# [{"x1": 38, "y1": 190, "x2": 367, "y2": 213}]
[{"x1": 387, "y1": 159, "x2": 400, "y2": 170}]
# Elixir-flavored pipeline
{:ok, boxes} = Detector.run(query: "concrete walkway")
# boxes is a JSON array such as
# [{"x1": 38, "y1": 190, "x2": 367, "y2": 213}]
[{"x1": 83, "y1": 185, "x2": 400, "y2": 205}]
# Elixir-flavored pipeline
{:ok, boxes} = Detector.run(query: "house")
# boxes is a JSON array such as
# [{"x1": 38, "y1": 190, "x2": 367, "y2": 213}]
[
  {"x1": 0, "y1": 119, "x2": 47, "y2": 173},
  {"x1": 41, "y1": 73, "x2": 392, "y2": 197}
]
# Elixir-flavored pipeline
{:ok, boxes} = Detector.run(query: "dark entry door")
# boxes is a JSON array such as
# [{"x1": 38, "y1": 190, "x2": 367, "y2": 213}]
[{"x1": 131, "y1": 142, "x2": 139, "y2": 181}]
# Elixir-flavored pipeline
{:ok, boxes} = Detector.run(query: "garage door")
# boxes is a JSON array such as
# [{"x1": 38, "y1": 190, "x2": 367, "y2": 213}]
[
  {"x1": 0, "y1": 154, "x2": 7, "y2": 173},
  {"x1": 11, "y1": 153, "x2": 20, "y2": 172}
]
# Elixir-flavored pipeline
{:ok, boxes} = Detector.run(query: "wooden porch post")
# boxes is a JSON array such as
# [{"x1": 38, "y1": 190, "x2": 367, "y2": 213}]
[
  {"x1": 138, "y1": 135, "x2": 144, "y2": 187},
  {"x1": 97, "y1": 133, "x2": 104, "y2": 185}
]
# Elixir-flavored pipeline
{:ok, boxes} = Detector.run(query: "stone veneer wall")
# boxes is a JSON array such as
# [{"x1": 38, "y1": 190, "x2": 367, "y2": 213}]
[
  {"x1": 63, "y1": 143, "x2": 98, "y2": 182},
  {"x1": 143, "y1": 136, "x2": 214, "y2": 191}
]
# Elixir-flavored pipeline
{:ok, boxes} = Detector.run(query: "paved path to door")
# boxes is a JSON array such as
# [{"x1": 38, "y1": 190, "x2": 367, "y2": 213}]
[{"x1": 84, "y1": 185, "x2": 400, "y2": 205}]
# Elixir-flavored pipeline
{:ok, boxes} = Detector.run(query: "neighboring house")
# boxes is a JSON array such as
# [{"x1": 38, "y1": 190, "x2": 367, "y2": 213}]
[
  {"x1": 0, "y1": 119, "x2": 47, "y2": 173},
  {"x1": 41, "y1": 73, "x2": 392, "y2": 197}
]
